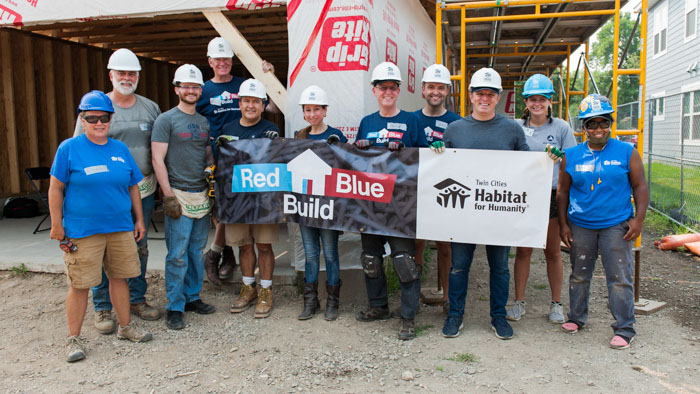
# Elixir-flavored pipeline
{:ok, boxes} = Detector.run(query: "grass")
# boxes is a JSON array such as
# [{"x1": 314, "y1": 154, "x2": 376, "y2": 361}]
[
  {"x1": 644, "y1": 209, "x2": 688, "y2": 235},
  {"x1": 10, "y1": 263, "x2": 29, "y2": 277},
  {"x1": 478, "y1": 296, "x2": 488, "y2": 301},
  {"x1": 445, "y1": 352, "x2": 478, "y2": 363},
  {"x1": 645, "y1": 161, "x2": 700, "y2": 229},
  {"x1": 435, "y1": 366, "x2": 444, "y2": 372},
  {"x1": 532, "y1": 283, "x2": 548, "y2": 290},
  {"x1": 414, "y1": 324, "x2": 434, "y2": 337}
]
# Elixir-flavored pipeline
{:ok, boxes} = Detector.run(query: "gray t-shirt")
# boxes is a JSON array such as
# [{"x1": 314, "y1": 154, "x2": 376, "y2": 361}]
[
  {"x1": 518, "y1": 117, "x2": 576, "y2": 189},
  {"x1": 443, "y1": 114, "x2": 529, "y2": 151},
  {"x1": 151, "y1": 107, "x2": 210, "y2": 190},
  {"x1": 75, "y1": 94, "x2": 160, "y2": 176}
]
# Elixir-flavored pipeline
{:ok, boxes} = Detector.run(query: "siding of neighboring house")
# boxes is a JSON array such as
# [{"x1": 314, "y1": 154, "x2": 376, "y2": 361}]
[{"x1": 645, "y1": 0, "x2": 700, "y2": 162}]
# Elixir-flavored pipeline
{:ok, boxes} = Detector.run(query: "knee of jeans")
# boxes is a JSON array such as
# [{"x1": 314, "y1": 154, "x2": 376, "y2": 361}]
[{"x1": 137, "y1": 243, "x2": 149, "y2": 259}]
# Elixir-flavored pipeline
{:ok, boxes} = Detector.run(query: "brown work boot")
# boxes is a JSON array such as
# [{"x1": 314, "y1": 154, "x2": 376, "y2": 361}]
[
  {"x1": 230, "y1": 283, "x2": 257, "y2": 313},
  {"x1": 130, "y1": 302, "x2": 161, "y2": 321},
  {"x1": 254, "y1": 287, "x2": 273, "y2": 318},
  {"x1": 203, "y1": 249, "x2": 223, "y2": 286},
  {"x1": 94, "y1": 310, "x2": 116, "y2": 334},
  {"x1": 219, "y1": 246, "x2": 236, "y2": 279},
  {"x1": 117, "y1": 323, "x2": 153, "y2": 343}
]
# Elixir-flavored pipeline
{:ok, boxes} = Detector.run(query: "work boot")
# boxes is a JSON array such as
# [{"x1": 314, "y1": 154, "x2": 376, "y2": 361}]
[
  {"x1": 398, "y1": 318, "x2": 415, "y2": 341},
  {"x1": 203, "y1": 249, "x2": 223, "y2": 286},
  {"x1": 219, "y1": 246, "x2": 236, "y2": 279},
  {"x1": 324, "y1": 280, "x2": 342, "y2": 321},
  {"x1": 166, "y1": 310, "x2": 185, "y2": 330},
  {"x1": 356, "y1": 305, "x2": 391, "y2": 322},
  {"x1": 254, "y1": 287, "x2": 273, "y2": 318},
  {"x1": 65, "y1": 336, "x2": 86, "y2": 363},
  {"x1": 130, "y1": 302, "x2": 161, "y2": 321},
  {"x1": 117, "y1": 323, "x2": 153, "y2": 343},
  {"x1": 94, "y1": 310, "x2": 116, "y2": 334},
  {"x1": 298, "y1": 282, "x2": 320, "y2": 320},
  {"x1": 230, "y1": 283, "x2": 257, "y2": 313},
  {"x1": 184, "y1": 299, "x2": 216, "y2": 314}
]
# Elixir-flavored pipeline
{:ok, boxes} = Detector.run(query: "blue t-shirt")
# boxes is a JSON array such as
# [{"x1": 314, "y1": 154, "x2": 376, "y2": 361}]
[
  {"x1": 196, "y1": 77, "x2": 246, "y2": 140},
  {"x1": 221, "y1": 118, "x2": 281, "y2": 140},
  {"x1": 50, "y1": 134, "x2": 143, "y2": 238},
  {"x1": 565, "y1": 138, "x2": 634, "y2": 229},
  {"x1": 413, "y1": 109, "x2": 461, "y2": 143},
  {"x1": 294, "y1": 126, "x2": 348, "y2": 143},
  {"x1": 357, "y1": 110, "x2": 428, "y2": 148}
]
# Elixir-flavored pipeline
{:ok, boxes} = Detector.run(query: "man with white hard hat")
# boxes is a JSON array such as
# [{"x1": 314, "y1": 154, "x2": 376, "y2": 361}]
[
  {"x1": 413, "y1": 64, "x2": 462, "y2": 315},
  {"x1": 433, "y1": 67, "x2": 529, "y2": 341},
  {"x1": 197, "y1": 37, "x2": 279, "y2": 287},
  {"x1": 217, "y1": 79, "x2": 281, "y2": 319},
  {"x1": 74, "y1": 48, "x2": 162, "y2": 334},
  {"x1": 353, "y1": 61, "x2": 427, "y2": 341},
  {"x1": 152, "y1": 64, "x2": 216, "y2": 330}
]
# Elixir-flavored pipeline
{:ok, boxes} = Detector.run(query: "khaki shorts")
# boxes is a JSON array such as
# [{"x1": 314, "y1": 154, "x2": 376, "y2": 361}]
[
  {"x1": 63, "y1": 231, "x2": 140, "y2": 289},
  {"x1": 225, "y1": 223, "x2": 279, "y2": 247}
]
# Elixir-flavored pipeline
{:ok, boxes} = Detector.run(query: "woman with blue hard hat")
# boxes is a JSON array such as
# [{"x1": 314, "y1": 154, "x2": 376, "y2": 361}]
[
  {"x1": 556, "y1": 93, "x2": 648, "y2": 349},
  {"x1": 49, "y1": 90, "x2": 153, "y2": 363},
  {"x1": 507, "y1": 74, "x2": 576, "y2": 325}
]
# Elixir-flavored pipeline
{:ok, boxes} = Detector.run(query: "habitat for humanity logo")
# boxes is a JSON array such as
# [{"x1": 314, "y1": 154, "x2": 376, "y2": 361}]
[
  {"x1": 434, "y1": 178, "x2": 470, "y2": 208},
  {"x1": 231, "y1": 149, "x2": 397, "y2": 220},
  {"x1": 434, "y1": 177, "x2": 530, "y2": 214}
]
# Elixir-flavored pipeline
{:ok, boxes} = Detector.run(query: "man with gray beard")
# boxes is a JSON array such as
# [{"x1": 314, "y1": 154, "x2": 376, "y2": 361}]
[{"x1": 74, "y1": 48, "x2": 162, "y2": 334}]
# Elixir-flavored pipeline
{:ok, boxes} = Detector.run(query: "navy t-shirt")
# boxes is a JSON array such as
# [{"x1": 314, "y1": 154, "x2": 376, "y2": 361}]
[
  {"x1": 294, "y1": 126, "x2": 348, "y2": 143},
  {"x1": 357, "y1": 110, "x2": 428, "y2": 148},
  {"x1": 196, "y1": 77, "x2": 246, "y2": 139},
  {"x1": 413, "y1": 109, "x2": 461, "y2": 143},
  {"x1": 221, "y1": 118, "x2": 281, "y2": 140}
]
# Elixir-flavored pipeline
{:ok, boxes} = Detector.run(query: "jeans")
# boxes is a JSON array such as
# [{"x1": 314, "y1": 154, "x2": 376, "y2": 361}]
[
  {"x1": 92, "y1": 193, "x2": 155, "y2": 310},
  {"x1": 448, "y1": 243, "x2": 510, "y2": 320},
  {"x1": 567, "y1": 221, "x2": 636, "y2": 338},
  {"x1": 360, "y1": 234, "x2": 421, "y2": 320},
  {"x1": 164, "y1": 213, "x2": 210, "y2": 312},
  {"x1": 299, "y1": 225, "x2": 340, "y2": 285}
]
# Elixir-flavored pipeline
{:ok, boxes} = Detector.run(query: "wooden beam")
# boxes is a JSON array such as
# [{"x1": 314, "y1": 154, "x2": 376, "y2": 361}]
[
  {"x1": 0, "y1": 31, "x2": 20, "y2": 193},
  {"x1": 146, "y1": 61, "x2": 159, "y2": 104},
  {"x1": 60, "y1": 44, "x2": 75, "y2": 141},
  {"x1": 78, "y1": 47, "x2": 90, "y2": 93},
  {"x1": 158, "y1": 62, "x2": 171, "y2": 111},
  {"x1": 93, "y1": 50, "x2": 106, "y2": 91},
  {"x1": 38, "y1": 39, "x2": 59, "y2": 164},
  {"x1": 203, "y1": 10, "x2": 287, "y2": 114},
  {"x1": 22, "y1": 34, "x2": 40, "y2": 169}
]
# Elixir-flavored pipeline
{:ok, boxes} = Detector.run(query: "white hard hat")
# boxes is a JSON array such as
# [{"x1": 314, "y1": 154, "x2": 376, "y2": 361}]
[
  {"x1": 172, "y1": 64, "x2": 204, "y2": 86},
  {"x1": 238, "y1": 78, "x2": 267, "y2": 100},
  {"x1": 469, "y1": 67, "x2": 502, "y2": 93},
  {"x1": 207, "y1": 37, "x2": 234, "y2": 58},
  {"x1": 422, "y1": 64, "x2": 451, "y2": 85},
  {"x1": 371, "y1": 61, "x2": 402, "y2": 85},
  {"x1": 299, "y1": 85, "x2": 329, "y2": 106},
  {"x1": 107, "y1": 48, "x2": 141, "y2": 71}
]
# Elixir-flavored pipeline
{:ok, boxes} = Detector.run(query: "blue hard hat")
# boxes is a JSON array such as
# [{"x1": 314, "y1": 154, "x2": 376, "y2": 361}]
[
  {"x1": 578, "y1": 93, "x2": 615, "y2": 120},
  {"x1": 77, "y1": 90, "x2": 114, "y2": 114},
  {"x1": 522, "y1": 74, "x2": 554, "y2": 99}
]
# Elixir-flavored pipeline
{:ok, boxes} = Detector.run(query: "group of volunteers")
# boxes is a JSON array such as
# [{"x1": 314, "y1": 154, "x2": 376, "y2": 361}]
[{"x1": 47, "y1": 36, "x2": 648, "y2": 364}]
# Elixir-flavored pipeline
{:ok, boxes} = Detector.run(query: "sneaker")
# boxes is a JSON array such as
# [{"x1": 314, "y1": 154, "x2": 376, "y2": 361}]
[
  {"x1": 166, "y1": 310, "x2": 185, "y2": 330},
  {"x1": 442, "y1": 316, "x2": 463, "y2": 338},
  {"x1": 131, "y1": 302, "x2": 161, "y2": 321},
  {"x1": 219, "y1": 246, "x2": 236, "y2": 279},
  {"x1": 491, "y1": 317, "x2": 514, "y2": 340},
  {"x1": 561, "y1": 320, "x2": 582, "y2": 334},
  {"x1": 184, "y1": 299, "x2": 216, "y2": 314},
  {"x1": 254, "y1": 287, "x2": 273, "y2": 318},
  {"x1": 398, "y1": 318, "x2": 415, "y2": 341},
  {"x1": 610, "y1": 335, "x2": 634, "y2": 350},
  {"x1": 94, "y1": 310, "x2": 116, "y2": 334},
  {"x1": 506, "y1": 300, "x2": 526, "y2": 321},
  {"x1": 230, "y1": 284, "x2": 257, "y2": 313},
  {"x1": 65, "y1": 336, "x2": 86, "y2": 363},
  {"x1": 203, "y1": 249, "x2": 223, "y2": 286},
  {"x1": 355, "y1": 305, "x2": 391, "y2": 322},
  {"x1": 548, "y1": 302, "x2": 565, "y2": 324},
  {"x1": 117, "y1": 323, "x2": 153, "y2": 343}
]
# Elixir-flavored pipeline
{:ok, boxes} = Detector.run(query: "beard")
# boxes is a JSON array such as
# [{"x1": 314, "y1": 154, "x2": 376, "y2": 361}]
[{"x1": 112, "y1": 80, "x2": 137, "y2": 95}]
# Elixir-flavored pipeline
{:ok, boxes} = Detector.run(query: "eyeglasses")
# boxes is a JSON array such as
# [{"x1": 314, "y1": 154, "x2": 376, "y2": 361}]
[
  {"x1": 375, "y1": 85, "x2": 399, "y2": 92},
  {"x1": 81, "y1": 114, "x2": 112, "y2": 124},
  {"x1": 177, "y1": 85, "x2": 202, "y2": 91},
  {"x1": 583, "y1": 120, "x2": 611, "y2": 130}
]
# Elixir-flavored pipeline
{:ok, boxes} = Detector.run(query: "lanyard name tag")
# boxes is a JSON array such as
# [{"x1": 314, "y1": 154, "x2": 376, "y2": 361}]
[{"x1": 522, "y1": 126, "x2": 535, "y2": 137}]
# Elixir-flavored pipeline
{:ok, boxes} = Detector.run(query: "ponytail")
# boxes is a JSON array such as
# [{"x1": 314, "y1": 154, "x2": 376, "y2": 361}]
[{"x1": 295, "y1": 125, "x2": 312, "y2": 140}]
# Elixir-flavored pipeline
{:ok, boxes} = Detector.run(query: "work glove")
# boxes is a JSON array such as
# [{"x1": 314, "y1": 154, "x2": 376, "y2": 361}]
[
  {"x1": 429, "y1": 140, "x2": 445, "y2": 153},
  {"x1": 326, "y1": 134, "x2": 340, "y2": 145},
  {"x1": 545, "y1": 144, "x2": 564, "y2": 162},
  {"x1": 354, "y1": 139, "x2": 371, "y2": 150},
  {"x1": 216, "y1": 135, "x2": 237, "y2": 146},
  {"x1": 385, "y1": 140, "x2": 404, "y2": 151},
  {"x1": 163, "y1": 196, "x2": 181, "y2": 219},
  {"x1": 264, "y1": 130, "x2": 279, "y2": 140}
]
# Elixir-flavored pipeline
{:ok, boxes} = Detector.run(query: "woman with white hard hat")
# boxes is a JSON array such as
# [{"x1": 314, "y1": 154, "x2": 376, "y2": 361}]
[
  {"x1": 507, "y1": 73, "x2": 576, "y2": 325},
  {"x1": 294, "y1": 85, "x2": 347, "y2": 322}
]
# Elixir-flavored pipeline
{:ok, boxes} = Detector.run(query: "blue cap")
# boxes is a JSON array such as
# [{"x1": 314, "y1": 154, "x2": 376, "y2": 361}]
[{"x1": 77, "y1": 90, "x2": 114, "y2": 114}]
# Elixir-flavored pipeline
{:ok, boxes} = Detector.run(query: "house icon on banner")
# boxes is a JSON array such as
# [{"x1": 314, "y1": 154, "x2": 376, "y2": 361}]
[{"x1": 287, "y1": 149, "x2": 333, "y2": 195}]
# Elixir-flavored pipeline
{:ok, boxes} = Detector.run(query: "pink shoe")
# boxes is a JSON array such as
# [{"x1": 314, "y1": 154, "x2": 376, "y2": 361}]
[
  {"x1": 610, "y1": 335, "x2": 634, "y2": 349},
  {"x1": 561, "y1": 321, "x2": 581, "y2": 334}
]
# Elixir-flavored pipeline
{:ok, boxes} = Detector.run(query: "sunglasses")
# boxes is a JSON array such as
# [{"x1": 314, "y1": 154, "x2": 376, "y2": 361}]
[
  {"x1": 81, "y1": 114, "x2": 112, "y2": 124},
  {"x1": 583, "y1": 120, "x2": 611, "y2": 130}
]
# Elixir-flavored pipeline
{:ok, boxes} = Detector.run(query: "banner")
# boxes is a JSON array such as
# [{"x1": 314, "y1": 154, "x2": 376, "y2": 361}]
[{"x1": 216, "y1": 139, "x2": 554, "y2": 247}]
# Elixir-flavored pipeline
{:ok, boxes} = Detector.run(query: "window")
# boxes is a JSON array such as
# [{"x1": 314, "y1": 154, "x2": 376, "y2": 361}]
[
  {"x1": 652, "y1": 97, "x2": 665, "y2": 121},
  {"x1": 686, "y1": 0, "x2": 697, "y2": 41},
  {"x1": 682, "y1": 91, "x2": 700, "y2": 142},
  {"x1": 654, "y1": 1, "x2": 668, "y2": 57}
]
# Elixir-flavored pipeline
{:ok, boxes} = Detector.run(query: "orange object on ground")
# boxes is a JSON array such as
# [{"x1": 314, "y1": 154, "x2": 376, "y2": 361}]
[
  {"x1": 684, "y1": 241, "x2": 700, "y2": 256},
  {"x1": 655, "y1": 233, "x2": 700, "y2": 250}
]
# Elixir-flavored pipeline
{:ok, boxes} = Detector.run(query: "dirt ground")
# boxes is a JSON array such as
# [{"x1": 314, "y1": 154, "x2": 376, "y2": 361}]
[{"x1": 1, "y1": 228, "x2": 699, "y2": 393}]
